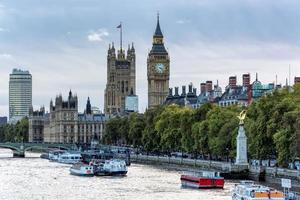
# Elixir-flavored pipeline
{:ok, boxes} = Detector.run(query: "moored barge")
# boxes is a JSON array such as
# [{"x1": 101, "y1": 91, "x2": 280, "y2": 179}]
[{"x1": 181, "y1": 171, "x2": 224, "y2": 189}]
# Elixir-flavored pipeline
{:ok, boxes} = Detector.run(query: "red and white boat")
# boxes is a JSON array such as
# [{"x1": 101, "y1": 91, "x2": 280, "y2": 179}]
[{"x1": 180, "y1": 171, "x2": 224, "y2": 189}]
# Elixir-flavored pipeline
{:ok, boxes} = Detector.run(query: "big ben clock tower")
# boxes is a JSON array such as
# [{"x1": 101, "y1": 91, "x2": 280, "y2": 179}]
[{"x1": 147, "y1": 14, "x2": 170, "y2": 108}]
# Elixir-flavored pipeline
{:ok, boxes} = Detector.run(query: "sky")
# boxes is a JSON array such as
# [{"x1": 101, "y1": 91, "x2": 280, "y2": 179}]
[{"x1": 1, "y1": 0, "x2": 300, "y2": 116}]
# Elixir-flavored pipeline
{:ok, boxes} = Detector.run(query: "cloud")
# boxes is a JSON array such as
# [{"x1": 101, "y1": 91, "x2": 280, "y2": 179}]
[
  {"x1": 87, "y1": 29, "x2": 109, "y2": 42},
  {"x1": 176, "y1": 19, "x2": 191, "y2": 24},
  {"x1": 0, "y1": 53, "x2": 13, "y2": 60}
]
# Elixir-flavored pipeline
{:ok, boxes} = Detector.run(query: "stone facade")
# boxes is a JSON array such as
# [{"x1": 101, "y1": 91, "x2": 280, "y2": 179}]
[
  {"x1": 40, "y1": 91, "x2": 106, "y2": 144},
  {"x1": 147, "y1": 15, "x2": 170, "y2": 108},
  {"x1": 104, "y1": 41, "x2": 136, "y2": 115},
  {"x1": 28, "y1": 107, "x2": 45, "y2": 143},
  {"x1": 45, "y1": 90, "x2": 79, "y2": 143},
  {"x1": 77, "y1": 97, "x2": 105, "y2": 144}
]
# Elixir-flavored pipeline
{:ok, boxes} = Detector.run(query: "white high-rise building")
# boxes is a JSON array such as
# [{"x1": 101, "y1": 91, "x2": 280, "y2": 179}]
[{"x1": 9, "y1": 68, "x2": 32, "y2": 123}]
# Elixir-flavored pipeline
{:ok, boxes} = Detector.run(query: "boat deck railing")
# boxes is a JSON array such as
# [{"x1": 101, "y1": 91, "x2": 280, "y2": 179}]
[{"x1": 285, "y1": 191, "x2": 300, "y2": 200}]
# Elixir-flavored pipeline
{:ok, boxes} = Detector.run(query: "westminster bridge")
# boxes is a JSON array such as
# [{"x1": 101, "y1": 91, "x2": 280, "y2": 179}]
[{"x1": 0, "y1": 142, "x2": 77, "y2": 157}]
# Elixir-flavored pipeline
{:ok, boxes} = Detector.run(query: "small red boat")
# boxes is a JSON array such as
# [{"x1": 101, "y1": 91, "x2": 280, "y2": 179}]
[{"x1": 180, "y1": 171, "x2": 224, "y2": 189}]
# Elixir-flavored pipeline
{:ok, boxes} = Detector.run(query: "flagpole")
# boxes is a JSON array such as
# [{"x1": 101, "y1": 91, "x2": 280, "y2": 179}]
[{"x1": 120, "y1": 22, "x2": 122, "y2": 51}]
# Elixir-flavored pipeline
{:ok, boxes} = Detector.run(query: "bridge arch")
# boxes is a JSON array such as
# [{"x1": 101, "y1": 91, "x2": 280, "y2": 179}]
[
  {"x1": 24, "y1": 145, "x2": 71, "y2": 152},
  {"x1": 0, "y1": 144, "x2": 21, "y2": 152}
]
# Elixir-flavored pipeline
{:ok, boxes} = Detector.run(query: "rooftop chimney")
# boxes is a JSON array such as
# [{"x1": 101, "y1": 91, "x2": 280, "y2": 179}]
[
  {"x1": 181, "y1": 86, "x2": 186, "y2": 96},
  {"x1": 200, "y1": 83, "x2": 206, "y2": 94},
  {"x1": 206, "y1": 81, "x2": 213, "y2": 92},
  {"x1": 229, "y1": 76, "x2": 237, "y2": 87},
  {"x1": 193, "y1": 88, "x2": 197, "y2": 95},
  {"x1": 242, "y1": 73, "x2": 250, "y2": 87},
  {"x1": 188, "y1": 84, "x2": 193, "y2": 94},
  {"x1": 168, "y1": 88, "x2": 173, "y2": 96},
  {"x1": 174, "y1": 87, "x2": 179, "y2": 97}
]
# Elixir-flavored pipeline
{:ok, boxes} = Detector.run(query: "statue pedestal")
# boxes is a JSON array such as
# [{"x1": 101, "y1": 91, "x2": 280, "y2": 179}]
[{"x1": 236, "y1": 125, "x2": 248, "y2": 165}]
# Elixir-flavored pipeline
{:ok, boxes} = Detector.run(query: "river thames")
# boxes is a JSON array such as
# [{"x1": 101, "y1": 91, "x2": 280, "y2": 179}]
[{"x1": 0, "y1": 149, "x2": 235, "y2": 200}]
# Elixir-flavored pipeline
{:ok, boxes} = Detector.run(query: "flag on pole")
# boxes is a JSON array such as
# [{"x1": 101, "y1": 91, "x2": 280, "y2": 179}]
[{"x1": 117, "y1": 24, "x2": 122, "y2": 28}]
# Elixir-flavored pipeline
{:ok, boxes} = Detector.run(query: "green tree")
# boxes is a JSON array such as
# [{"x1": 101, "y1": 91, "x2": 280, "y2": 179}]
[
  {"x1": 128, "y1": 113, "x2": 145, "y2": 147},
  {"x1": 142, "y1": 106, "x2": 164, "y2": 152},
  {"x1": 180, "y1": 108, "x2": 194, "y2": 153}
]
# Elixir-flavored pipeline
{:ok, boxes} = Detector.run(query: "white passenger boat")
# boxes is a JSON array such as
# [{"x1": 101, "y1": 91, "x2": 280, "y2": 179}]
[
  {"x1": 70, "y1": 163, "x2": 94, "y2": 177},
  {"x1": 49, "y1": 150, "x2": 66, "y2": 161},
  {"x1": 57, "y1": 152, "x2": 82, "y2": 164},
  {"x1": 91, "y1": 159, "x2": 127, "y2": 176},
  {"x1": 232, "y1": 181, "x2": 284, "y2": 200}
]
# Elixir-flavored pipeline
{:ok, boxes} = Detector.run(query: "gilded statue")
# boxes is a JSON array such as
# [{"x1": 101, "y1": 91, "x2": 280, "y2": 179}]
[{"x1": 237, "y1": 110, "x2": 247, "y2": 125}]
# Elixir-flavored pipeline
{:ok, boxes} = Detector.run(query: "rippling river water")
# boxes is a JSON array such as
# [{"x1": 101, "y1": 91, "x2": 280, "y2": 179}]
[{"x1": 0, "y1": 149, "x2": 235, "y2": 200}]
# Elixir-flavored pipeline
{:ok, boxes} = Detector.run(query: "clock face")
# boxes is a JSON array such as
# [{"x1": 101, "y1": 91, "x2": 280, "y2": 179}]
[{"x1": 155, "y1": 63, "x2": 165, "y2": 73}]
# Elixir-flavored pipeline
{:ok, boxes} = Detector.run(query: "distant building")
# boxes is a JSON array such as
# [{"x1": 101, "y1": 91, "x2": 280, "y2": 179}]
[
  {"x1": 165, "y1": 86, "x2": 185, "y2": 107},
  {"x1": 0, "y1": 117, "x2": 7, "y2": 125},
  {"x1": 251, "y1": 74, "x2": 274, "y2": 101},
  {"x1": 77, "y1": 97, "x2": 105, "y2": 144},
  {"x1": 165, "y1": 81, "x2": 222, "y2": 109},
  {"x1": 219, "y1": 74, "x2": 250, "y2": 107},
  {"x1": 9, "y1": 68, "x2": 32, "y2": 123},
  {"x1": 295, "y1": 77, "x2": 300, "y2": 85},
  {"x1": 165, "y1": 84, "x2": 198, "y2": 109},
  {"x1": 219, "y1": 86, "x2": 249, "y2": 107},
  {"x1": 39, "y1": 91, "x2": 106, "y2": 144},
  {"x1": 219, "y1": 73, "x2": 275, "y2": 107},
  {"x1": 125, "y1": 89, "x2": 138, "y2": 113},
  {"x1": 28, "y1": 107, "x2": 45, "y2": 143},
  {"x1": 198, "y1": 81, "x2": 222, "y2": 106},
  {"x1": 166, "y1": 73, "x2": 280, "y2": 109}
]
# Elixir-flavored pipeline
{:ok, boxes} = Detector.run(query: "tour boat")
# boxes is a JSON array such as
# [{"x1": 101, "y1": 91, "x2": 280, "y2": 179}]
[
  {"x1": 57, "y1": 151, "x2": 82, "y2": 164},
  {"x1": 48, "y1": 150, "x2": 66, "y2": 161},
  {"x1": 91, "y1": 159, "x2": 128, "y2": 176},
  {"x1": 180, "y1": 171, "x2": 224, "y2": 189},
  {"x1": 231, "y1": 181, "x2": 284, "y2": 200},
  {"x1": 70, "y1": 163, "x2": 94, "y2": 177}
]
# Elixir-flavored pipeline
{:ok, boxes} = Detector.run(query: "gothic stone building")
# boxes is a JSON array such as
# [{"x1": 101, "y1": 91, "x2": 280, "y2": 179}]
[
  {"x1": 147, "y1": 15, "x2": 170, "y2": 108},
  {"x1": 40, "y1": 91, "x2": 106, "y2": 144},
  {"x1": 28, "y1": 106, "x2": 46, "y2": 143},
  {"x1": 44, "y1": 91, "x2": 79, "y2": 143},
  {"x1": 104, "y1": 42, "x2": 136, "y2": 115},
  {"x1": 77, "y1": 97, "x2": 105, "y2": 144}
]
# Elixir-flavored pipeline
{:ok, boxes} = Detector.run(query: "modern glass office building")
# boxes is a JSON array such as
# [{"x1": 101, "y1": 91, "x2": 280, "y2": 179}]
[{"x1": 9, "y1": 68, "x2": 32, "y2": 123}]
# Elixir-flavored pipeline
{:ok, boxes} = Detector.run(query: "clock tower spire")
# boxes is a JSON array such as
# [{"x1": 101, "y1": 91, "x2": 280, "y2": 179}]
[{"x1": 147, "y1": 13, "x2": 170, "y2": 108}]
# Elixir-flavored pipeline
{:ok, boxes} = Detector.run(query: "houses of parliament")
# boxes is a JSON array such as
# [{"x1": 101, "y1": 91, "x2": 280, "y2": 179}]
[{"x1": 104, "y1": 14, "x2": 170, "y2": 115}]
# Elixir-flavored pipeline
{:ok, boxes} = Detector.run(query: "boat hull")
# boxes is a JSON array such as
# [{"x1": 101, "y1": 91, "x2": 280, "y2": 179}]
[
  {"x1": 95, "y1": 170, "x2": 127, "y2": 176},
  {"x1": 70, "y1": 171, "x2": 94, "y2": 177},
  {"x1": 181, "y1": 175, "x2": 224, "y2": 189},
  {"x1": 69, "y1": 167, "x2": 94, "y2": 177}
]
